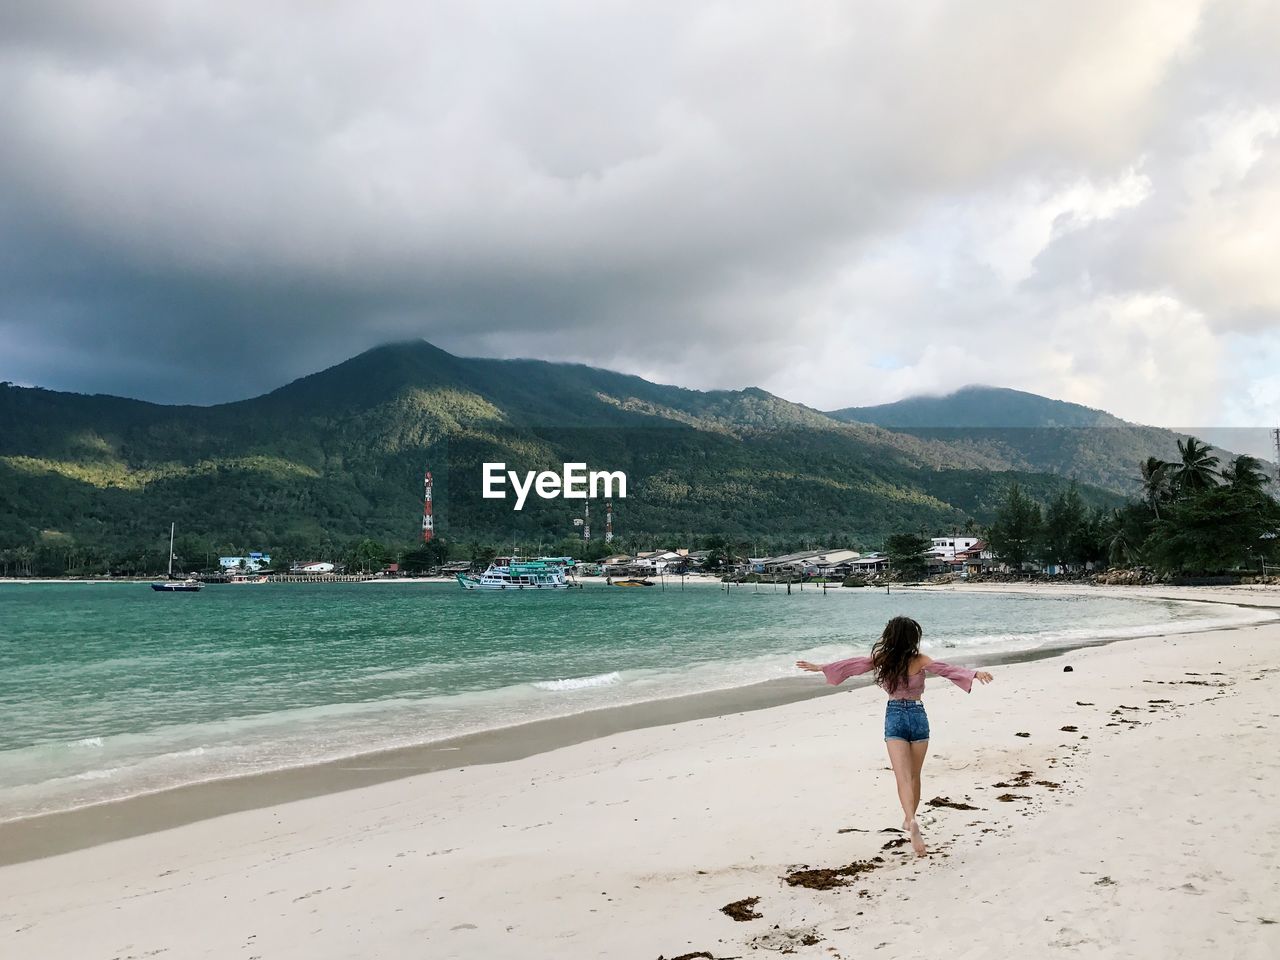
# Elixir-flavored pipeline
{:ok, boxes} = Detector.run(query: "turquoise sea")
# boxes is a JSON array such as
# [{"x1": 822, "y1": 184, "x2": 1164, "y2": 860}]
[{"x1": 0, "y1": 581, "x2": 1263, "y2": 821}]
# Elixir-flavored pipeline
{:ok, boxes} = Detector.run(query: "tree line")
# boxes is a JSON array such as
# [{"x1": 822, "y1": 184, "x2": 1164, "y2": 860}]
[
  {"x1": 882, "y1": 438, "x2": 1279, "y2": 577},
  {"x1": 4, "y1": 436, "x2": 1274, "y2": 579}
]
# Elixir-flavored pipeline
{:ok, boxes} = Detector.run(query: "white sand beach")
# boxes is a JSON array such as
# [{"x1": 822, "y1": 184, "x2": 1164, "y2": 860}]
[{"x1": 3, "y1": 586, "x2": 1279, "y2": 959}]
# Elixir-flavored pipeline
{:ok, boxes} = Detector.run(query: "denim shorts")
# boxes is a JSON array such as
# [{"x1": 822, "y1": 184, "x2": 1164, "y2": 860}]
[{"x1": 884, "y1": 699, "x2": 930, "y2": 742}]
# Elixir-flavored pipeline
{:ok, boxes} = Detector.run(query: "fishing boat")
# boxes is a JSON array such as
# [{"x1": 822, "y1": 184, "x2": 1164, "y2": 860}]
[
  {"x1": 150, "y1": 523, "x2": 203, "y2": 592},
  {"x1": 456, "y1": 560, "x2": 572, "y2": 590},
  {"x1": 610, "y1": 578, "x2": 654, "y2": 587},
  {"x1": 227, "y1": 573, "x2": 269, "y2": 584}
]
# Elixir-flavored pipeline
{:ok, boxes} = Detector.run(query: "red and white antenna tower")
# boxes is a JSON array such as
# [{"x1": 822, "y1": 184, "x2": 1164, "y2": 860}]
[
  {"x1": 422, "y1": 469, "x2": 434, "y2": 543},
  {"x1": 605, "y1": 500, "x2": 613, "y2": 543},
  {"x1": 583, "y1": 501, "x2": 591, "y2": 542}
]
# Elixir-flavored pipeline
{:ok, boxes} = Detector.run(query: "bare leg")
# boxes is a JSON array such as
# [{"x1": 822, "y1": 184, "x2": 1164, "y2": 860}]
[
  {"x1": 885, "y1": 740, "x2": 916, "y2": 829},
  {"x1": 887, "y1": 739, "x2": 930, "y2": 856},
  {"x1": 909, "y1": 739, "x2": 929, "y2": 818},
  {"x1": 907, "y1": 740, "x2": 929, "y2": 854}
]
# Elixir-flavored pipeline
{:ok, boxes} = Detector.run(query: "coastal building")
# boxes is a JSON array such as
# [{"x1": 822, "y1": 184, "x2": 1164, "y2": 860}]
[
  {"x1": 684, "y1": 550, "x2": 711, "y2": 568},
  {"x1": 598, "y1": 549, "x2": 702, "y2": 577},
  {"x1": 218, "y1": 552, "x2": 271, "y2": 572},
  {"x1": 291, "y1": 561, "x2": 335, "y2": 574},
  {"x1": 848, "y1": 553, "x2": 889, "y2": 574},
  {"x1": 599, "y1": 553, "x2": 633, "y2": 575},
  {"x1": 929, "y1": 536, "x2": 980, "y2": 560},
  {"x1": 760, "y1": 550, "x2": 809, "y2": 574},
  {"x1": 632, "y1": 550, "x2": 686, "y2": 574},
  {"x1": 761, "y1": 549, "x2": 860, "y2": 577},
  {"x1": 812, "y1": 550, "x2": 860, "y2": 576},
  {"x1": 952, "y1": 540, "x2": 989, "y2": 577}
]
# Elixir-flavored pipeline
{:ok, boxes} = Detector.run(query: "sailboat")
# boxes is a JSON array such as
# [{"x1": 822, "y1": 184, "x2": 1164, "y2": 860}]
[{"x1": 150, "y1": 523, "x2": 202, "y2": 592}]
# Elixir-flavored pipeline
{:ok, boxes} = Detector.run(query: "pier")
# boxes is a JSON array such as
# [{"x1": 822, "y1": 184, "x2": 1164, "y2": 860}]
[{"x1": 267, "y1": 573, "x2": 379, "y2": 583}]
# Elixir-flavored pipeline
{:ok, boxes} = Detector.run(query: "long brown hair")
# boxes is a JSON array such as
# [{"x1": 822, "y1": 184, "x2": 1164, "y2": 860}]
[{"x1": 871, "y1": 616, "x2": 922, "y2": 692}]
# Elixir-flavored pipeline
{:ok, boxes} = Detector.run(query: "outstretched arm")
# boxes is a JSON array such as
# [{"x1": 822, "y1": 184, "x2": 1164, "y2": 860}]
[
  {"x1": 922, "y1": 659, "x2": 994, "y2": 693},
  {"x1": 796, "y1": 656, "x2": 874, "y2": 686}
]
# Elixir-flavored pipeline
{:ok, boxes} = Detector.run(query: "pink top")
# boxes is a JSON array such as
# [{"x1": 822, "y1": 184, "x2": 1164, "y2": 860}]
[{"x1": 821, "y1": 656, "x2": 975, "y2": 699}]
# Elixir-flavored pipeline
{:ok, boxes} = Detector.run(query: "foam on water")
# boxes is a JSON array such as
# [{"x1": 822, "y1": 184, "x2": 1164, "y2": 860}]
[
  {"x1": 532, "y1": 671, "x2": 622, "y2": 691},
  {"x1": 72, "y1": 767, "x2": 120, "y2": 781}
]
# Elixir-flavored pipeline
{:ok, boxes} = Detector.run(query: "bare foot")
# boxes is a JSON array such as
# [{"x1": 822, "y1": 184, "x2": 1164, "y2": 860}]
[{"x1": 907, "y1": 819, "x2": 926, "y2": 856}]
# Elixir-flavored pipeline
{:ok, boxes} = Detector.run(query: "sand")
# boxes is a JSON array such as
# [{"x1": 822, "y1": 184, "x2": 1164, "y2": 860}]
[{"x1": 3, "y1": 586, "x2": 1279, "y2": 959}]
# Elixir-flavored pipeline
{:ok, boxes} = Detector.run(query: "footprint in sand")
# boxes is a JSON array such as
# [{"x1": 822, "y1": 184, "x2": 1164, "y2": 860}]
[{"x1": 1049, "y1": 927, "x2": 1093, "y2": 948}]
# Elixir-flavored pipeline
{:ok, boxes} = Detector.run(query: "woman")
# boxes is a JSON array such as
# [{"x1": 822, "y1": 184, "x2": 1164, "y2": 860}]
[{"x1": 796, "y1": 615, "x2": 993, "y2": 856}]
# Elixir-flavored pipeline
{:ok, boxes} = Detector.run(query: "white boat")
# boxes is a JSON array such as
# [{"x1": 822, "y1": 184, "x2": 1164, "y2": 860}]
[
  {"x1": 150, "y1": 522, "x2": 203, "y2": 592},
  {"x1": 456, "y1": 560, "x2": 572, "y2": 590}
]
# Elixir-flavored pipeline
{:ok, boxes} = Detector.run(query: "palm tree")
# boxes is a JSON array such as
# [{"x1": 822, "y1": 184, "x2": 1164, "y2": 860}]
[
  {"x1": 1170, "y1": 438, "x2": 1220, "y2": 496},
  {"x1": 14, "y1": 545, "x2": 33, "y2": 577},
  {"x1": 1104, "y1": 509, "x2": 1141, "y2": 566},
  {"x1": 1140, "y1": 457, "x2": 1171, "y2": 517},
  {"x1": 1221, "y1": 454, "x2": 1270, "y2": 493}
]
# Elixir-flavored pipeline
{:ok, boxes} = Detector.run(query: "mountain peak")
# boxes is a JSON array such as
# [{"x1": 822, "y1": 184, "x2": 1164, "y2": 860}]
[
  {"x1": 257, "y1": 339, "x2": 468, "y2": 411},
  {"x1": 828, "y1": 385, "x2": 1127, "y2": 429}
]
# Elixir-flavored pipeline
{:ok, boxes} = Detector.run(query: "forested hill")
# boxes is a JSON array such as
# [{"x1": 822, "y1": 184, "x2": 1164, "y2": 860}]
[
  {"x1": 830, "y1": 385, "x2": 1125, "y2": 428},
  {"x1": 0, "y1": 341, "x2": 1222, "y2": 567},
  {"x1": 827, "y1": 385, "x2": 1224, "y2": 495}
]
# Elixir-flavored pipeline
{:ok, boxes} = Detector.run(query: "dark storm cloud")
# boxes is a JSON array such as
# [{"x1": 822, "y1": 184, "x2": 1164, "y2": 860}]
[{"x1": 1, "y1": 1, "x2": 1278, "y2": 426}]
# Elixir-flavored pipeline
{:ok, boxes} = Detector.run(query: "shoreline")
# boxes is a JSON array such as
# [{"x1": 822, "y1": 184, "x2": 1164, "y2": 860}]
[
  {"x1": 0, "y1": 640, "x2": 1110, "y2": 867},
  {"x1": 3, "y1": 583, "x2": 1274, "y2": 867},
  {"x1": 0, "y1": 574, "x2": 728, "y2": 586},
  {"x1": 4, "y1": 588, "x2": 1278, "y2": 957}
]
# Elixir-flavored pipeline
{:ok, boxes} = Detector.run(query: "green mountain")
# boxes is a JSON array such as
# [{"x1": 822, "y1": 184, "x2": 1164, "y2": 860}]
[
  {"x1": 830, "y1": 386, "x2": 1125, "y2": 429},
  {"x1": 827, "y1": 385, "x2": 1231, "y2": 495},
  {"x1": 0, "y1": 344, "x2": 1203, "y2": 572}
]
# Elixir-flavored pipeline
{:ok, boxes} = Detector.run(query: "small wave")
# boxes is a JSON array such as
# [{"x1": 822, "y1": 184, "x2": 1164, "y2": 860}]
[
  {"x1": 73, "y1": 767, "x2": 120, "y2": 781},
  {"x1": 72, "y1": 737, "x2": 104, "y2": 748},
  {"x1": 532, "y1": 671, "x2": 621, "y2": 692}
]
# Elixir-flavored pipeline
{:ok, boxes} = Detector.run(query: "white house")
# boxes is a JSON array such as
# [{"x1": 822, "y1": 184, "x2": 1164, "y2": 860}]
[
  {"x1": 632, "y1": 550, "x2": 686, "y2": 573},
  {"x1": 929, "y1": 536, "x2": 980, "y2": 560},
  {"x1": 291, "y1": 561, "x2": 335, "y2": 574},
  {"x1": 219, "y1": 552, "x2": 271, "y2": 572}
]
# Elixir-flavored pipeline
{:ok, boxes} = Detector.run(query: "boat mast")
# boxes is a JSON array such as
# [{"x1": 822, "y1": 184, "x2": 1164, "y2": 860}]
[{"x1": 168, "y1": 522, "x2": 175, "y2": 579}]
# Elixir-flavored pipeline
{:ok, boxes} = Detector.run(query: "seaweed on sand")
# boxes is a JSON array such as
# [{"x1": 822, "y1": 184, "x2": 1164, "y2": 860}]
[{"x1": 783, "y1": 858, "x2": 882, "y2": 890}]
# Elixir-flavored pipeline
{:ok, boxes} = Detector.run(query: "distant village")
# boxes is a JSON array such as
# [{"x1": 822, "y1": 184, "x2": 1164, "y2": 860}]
[
  {"x1": 211, "y1": 536, "x2": 998, "y2": 582},
  {"x1": 189, "y1": 470, "x2": 1043, "y2": 584},
  {"x1": 586, "y1": 537, "x2": 991, "y2": 580}
]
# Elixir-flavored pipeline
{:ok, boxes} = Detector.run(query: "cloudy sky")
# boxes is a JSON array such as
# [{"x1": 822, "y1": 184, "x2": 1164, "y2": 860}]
[{"x1": 1, "y1": 0, "x2": 1278, "y2": 436}]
